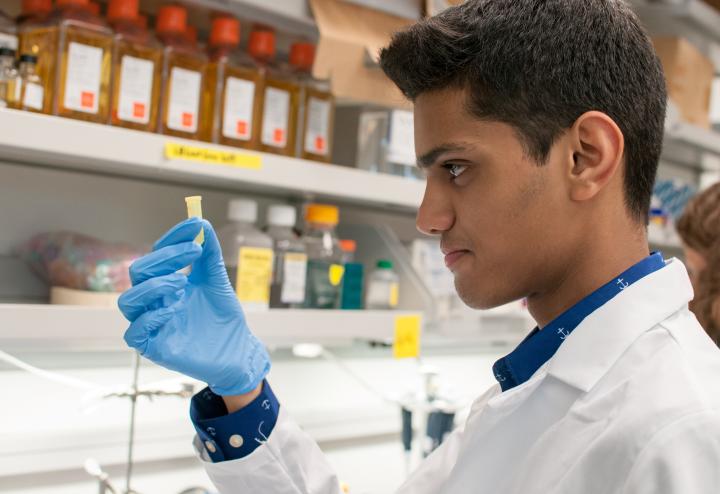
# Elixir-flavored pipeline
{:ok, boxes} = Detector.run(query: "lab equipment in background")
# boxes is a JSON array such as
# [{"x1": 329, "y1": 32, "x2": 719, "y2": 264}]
[
  {"x1": 266, "y1": 204, "x2": 307, "y2": 309},
  {"x1": 107, "y1": 0, "x2": 162, "y2": 132},
  {"x1": 411, "y1": 239, "x2": 457, "y2": 319},
  {"x1": 218, "y1": 199, "x2": 274, "y2": 311},
  {"x1": 12, "y1": 53, "x2": 45, "y2": 111},
  {"x1": 338, "y1": 239, "x2": 364, "y2": 310},
  {"x1": 185, "y1": 195, "x2": 204, "y2": 244},
  {"x1": 303, "y1": 203, "x2": 343, "y2": 309},
  {"x1": 203, "y1": 15, "x2": 261, "y2": 149},
  {"x1": 0, "y1": 47, "x2": 18, "y2": 107},
  {"x1": 365, "y1": 259, "x2": 399, "y2": 310},
  {"x1": 17, "y1": 0, "x2": 52, "y2": 26},
  {"x1": 290, "y1": 41, "x2": 334, "y2": 162},
  {"x1": 0, "y1": 7, "x2": 17, "y2": 50},
  {"x1": 250, "y1": 26, "x2": 300, "y2": 157},
  {"x1": 156, "y1": 4, "x2": 207, "y2": 139},
  {"x1": 648, "y1": 179, "x2": 697, "y2": 246},
  {"x1": 20, "y1": 0, "x2": 113, "y2": 121}
]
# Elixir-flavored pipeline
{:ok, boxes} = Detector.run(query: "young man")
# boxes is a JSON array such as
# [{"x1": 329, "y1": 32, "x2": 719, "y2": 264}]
[{"x1": 119, "y1": 1, "x2": 720, "y2": 492}]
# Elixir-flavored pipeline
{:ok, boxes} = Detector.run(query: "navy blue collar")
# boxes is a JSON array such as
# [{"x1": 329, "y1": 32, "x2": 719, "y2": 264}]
[{"x1": 492, "y1": 252, "x2": 666, "y2": 392}]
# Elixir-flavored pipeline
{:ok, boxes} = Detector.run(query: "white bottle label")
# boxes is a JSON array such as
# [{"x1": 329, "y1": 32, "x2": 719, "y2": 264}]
[
  {"x1": 167, "y1": 66, "x2": 201, "y2": 133},
  {"x1": 63, "y1": 42, "x2": 103, "y2": 114},
  {"x1": 304, "y1": 97, "x2": 331, "y2": 156},
  {"x1": 261, "y1": 86, "x2": 290, "y2": 148},
  {"x1": 14, "y1": 78, "x2": 21, "y2": 101},
  {"x1": 222, "y1": 77, "x2": 255, "y2": 141},
  {"x1": 117, "y1": 55, "x2": 154, "y2": 124},
  {"x1": 0, "y1": 33, "x2": 18, "y2": 50},
  {"x1": 281, "y1": 253, "x2": 308, "y2": 304},
  {"x1": 23, "y1": 82, "x2": 44, "y2": 110},
  {"x1": 387, "y1": 109, "x2": 416, "y2": 166}
]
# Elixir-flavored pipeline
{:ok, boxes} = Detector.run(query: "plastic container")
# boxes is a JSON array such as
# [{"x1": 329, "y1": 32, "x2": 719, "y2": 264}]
[
  {"x1": 266, "y1": 204, "x2": 307, "y2": 309},
  {"x1": 19, "y1": 0, "x2": 113, "y2": 119},
  {"x1": 107, "y1": 0, "x2": 162, "y2": 131},
  {"x1": 17, "y1": 0, "x2": 53, "y2": 26},
  {"x1": 365, "y1": 260, "x2": 400, "y2": 310},
  {"x1": 0, "y1": 8, "x2": 18, "y2": 51},
  {"x1": 303, "y1": 203, "x2": 343, "y2": 309},
  {"x1": 218, "y1": 199, "x2": 274, "y2": 312},
  {"x1": 290, "y1": 42, "x2": 334, "y2": 162},
  {"x1": 0, "y1": 48, "x2": 18, "y2": 108},
  {"x1": 202, "y1": 15, "x2": 262, "y2": 148},
  {"x1": 339, "y1": 239, "x2": 364, "y2": 310},
  {"x1": 12, "y1": 53, "x2": 45, "y2": 112},
  {"x1": 249, "y1": 26, "x2": 299, "y2": 157},
  {"x1": 155, "y1": 4, "x2": 207, "y2": 139}
]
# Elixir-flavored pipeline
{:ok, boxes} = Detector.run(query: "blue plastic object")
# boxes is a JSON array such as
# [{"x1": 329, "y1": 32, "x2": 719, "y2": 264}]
[{"x1": 118, "y1": 217, "x2": 271, "y2": 396}]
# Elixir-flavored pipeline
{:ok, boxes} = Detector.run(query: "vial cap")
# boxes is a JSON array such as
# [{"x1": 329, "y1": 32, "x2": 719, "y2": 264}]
[
  {"x1": 377, "y1": 259, "x2": 393, "y2": 270},
  {"x1": 108, "y1": 0, "x2": 138, "y2": 22},
  {"x1": 0, "y1": 47, "x2": 16, "y2": 57},
  {"x1": 136, "y1": 13, "x2": 148, "y2": 29},
  {"x1": 21, "y1": 0, "x2": 52, "y2": 15},
  {"x1": 210, "y1": 16, "x2": 240, "y2": 47},
  {"x1": 267, "y1": 205, "x2": 297, "y2": 227},
  {"x1": 87, "y1": 1, "x2": 100, "y2": 15},
  {"x1": 339, "y1": 240, "x2": 357, "y2": 253},
  {"x1": 19, "y1": 53, "x2": 38, "y2": 63},
  {"x1": 248, "y1": 27, "x2": 276, "y2": 60},
  {"x1": 57, "y1": 0, "x2": 89, "y2": 8},
  {"x1": 228, "y1": 199, "x2": 258, "y2": 223},
  {"x1": 185, "y1": 24, "x2": 197, "y2": 44},
  {"x1": 305, "y1": 204, "x2": 339, "y2": 226},
  {"x1": 156, "y1": 5, "x2": 187, "y2": 34},
  {"x1": 289, "y1": 42, "x2": 315, "y2": 71}
]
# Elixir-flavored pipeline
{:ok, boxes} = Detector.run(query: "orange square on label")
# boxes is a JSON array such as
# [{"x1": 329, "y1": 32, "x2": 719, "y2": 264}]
[
  {"x1": 81, "y1": 91, "x2": 95, "y2": 109},
  {"x1": 182, "y1": 112, "x2": 194, "y2": 128},
  {"x1": 237, "y1": 120, "x2": 248, "y2": 137},
  {"x1": 315, "y1": 136, "x2": 326, "y2": 152},
  {"x1": 273, "y1": 128, "x2": 284, "y2": 143},
  {"x1": 133, "y1": 103, "x2": 146, "y2": 118}
]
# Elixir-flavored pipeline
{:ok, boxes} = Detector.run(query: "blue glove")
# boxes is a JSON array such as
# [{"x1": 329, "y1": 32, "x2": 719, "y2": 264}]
[{"x1": 118, "y1": 217, "x2": 270, "y2": 396}]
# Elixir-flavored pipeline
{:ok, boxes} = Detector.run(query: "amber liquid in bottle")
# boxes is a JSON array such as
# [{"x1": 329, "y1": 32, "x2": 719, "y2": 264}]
[
  {"x1": 19, "y1": 25, "x2": 57, "y2": 114},
  {"x1": 203, "y1": 54, "x2": 262, "y2": 149},
  {"x1": 256, "y1": 64, "x2": 300, "y2": 157},
  {"x1": 109, "y1": 20, "x2": 162, "y2": 131},
  {"x1": 298, "y1": 83, "x2": 334, "y2": 163},
  {"x1": 158, "y1": 35, "x2": 207, "y2": 140}
]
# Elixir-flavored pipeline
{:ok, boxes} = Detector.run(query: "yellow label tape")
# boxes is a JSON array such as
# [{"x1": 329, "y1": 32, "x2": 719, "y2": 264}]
[
  {"x1": 393, "y1": 315, "x2": 421, "y2": 359},
  {"x1": 165, "y1": 143, "x2": 263, "y2": 170}
]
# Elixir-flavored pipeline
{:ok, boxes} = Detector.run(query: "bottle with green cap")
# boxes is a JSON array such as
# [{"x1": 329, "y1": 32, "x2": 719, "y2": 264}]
[{"x1": 365, "y1": 259, "x2": 400, "y2": 310}]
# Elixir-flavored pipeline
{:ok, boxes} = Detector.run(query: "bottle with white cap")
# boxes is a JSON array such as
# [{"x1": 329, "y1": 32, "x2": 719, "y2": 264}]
[
  {"x1": 217, "y1": 198, "x2": 274, "y2": 311},
  {"x1": 266, "y1": 204, "x2": 307, "y2": 308}
]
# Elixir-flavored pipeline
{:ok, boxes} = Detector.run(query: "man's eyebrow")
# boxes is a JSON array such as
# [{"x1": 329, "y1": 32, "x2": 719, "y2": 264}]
[{"x1": 416, "y1": 143, "x2": 470, "y2": 169}]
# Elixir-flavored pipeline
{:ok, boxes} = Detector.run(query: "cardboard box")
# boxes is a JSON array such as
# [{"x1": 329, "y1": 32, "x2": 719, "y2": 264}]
[
  {"x1": 653, "y1": 37, "x2": 715, "y2": 128},
  {"x1": 309, "y1": 0, "x2": 413, "y2": 109}
]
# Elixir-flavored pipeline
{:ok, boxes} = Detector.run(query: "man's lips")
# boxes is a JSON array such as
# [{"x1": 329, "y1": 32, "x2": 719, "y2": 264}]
[{"x1": 444, "y1": 249, "x2": 470, "y2": 268}]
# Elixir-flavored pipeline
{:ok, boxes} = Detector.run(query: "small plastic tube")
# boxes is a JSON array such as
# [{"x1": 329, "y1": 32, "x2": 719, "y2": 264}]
[{"x1": 185, "y1": 196, "x2": 205, "y2": 244}]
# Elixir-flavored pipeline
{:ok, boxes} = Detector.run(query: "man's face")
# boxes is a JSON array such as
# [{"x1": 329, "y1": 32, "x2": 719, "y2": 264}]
[{"x1": 414, "y1": 88, "x2": 579, "y2": 309}]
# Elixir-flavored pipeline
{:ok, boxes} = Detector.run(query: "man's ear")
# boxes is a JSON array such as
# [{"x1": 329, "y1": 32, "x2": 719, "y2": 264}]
[{"x1": 566, "y1": 111, "x2": 625, "y2": 203}]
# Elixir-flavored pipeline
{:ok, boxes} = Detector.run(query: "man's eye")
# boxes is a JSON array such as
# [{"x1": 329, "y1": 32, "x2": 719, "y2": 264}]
[{"x1": 444, "y1": 163, "x2": 468, "y2": 179}]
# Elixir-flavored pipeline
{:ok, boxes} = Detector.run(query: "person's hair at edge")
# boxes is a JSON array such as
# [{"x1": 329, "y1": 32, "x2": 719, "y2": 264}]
[
  {"x1": 378, "y1": 0, "x2": 667, "y2": 223},
  {"x1": 677, "y1": 183, "x2": 720, "y2": 344}
]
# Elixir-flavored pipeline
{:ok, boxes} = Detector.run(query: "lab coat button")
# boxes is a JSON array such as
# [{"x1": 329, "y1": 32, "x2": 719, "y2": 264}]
[
  {"x1": 205, "y1": 440, "x2": 217, "y2": 453},
  {"x1": 229, "y1": 434, "x2": 244, "y2": 448}
]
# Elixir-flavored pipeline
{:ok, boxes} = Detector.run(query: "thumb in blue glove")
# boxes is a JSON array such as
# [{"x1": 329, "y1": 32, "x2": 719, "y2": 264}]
[{"x1": 118, "y1": 217, "x2": 271, "y2": 396}]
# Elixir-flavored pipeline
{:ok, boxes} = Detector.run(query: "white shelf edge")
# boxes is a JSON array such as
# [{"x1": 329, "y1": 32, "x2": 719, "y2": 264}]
[
  {"x1": 0, "y1": 304, "x2": 423, "y2": 351},
  {"x1": 0, "y1": 109, "x2": 424, "y2": 212}
]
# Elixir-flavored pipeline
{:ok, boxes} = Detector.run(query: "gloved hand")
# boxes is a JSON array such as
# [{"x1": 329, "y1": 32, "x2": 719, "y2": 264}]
[{"x1": 118, "y1": 217, "x2": 270, "y2": 396}]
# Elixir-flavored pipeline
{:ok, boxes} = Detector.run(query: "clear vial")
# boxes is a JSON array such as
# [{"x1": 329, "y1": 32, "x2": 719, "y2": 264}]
[
  {"x1": 0, "y1": 47, "x2": 18, "y2": 107},
  {"x1": 266, "y1": 204, "x2": 307, "y2": 309},
  {"x1": 303, "y1": 204, "x2": 343, "y2": 309},
  {"x1": 217, "y1": 199, "x2": 274, "y2": 312},
  {"x1": 365, "y1": 260, "x2": 400, "y2": 310}
]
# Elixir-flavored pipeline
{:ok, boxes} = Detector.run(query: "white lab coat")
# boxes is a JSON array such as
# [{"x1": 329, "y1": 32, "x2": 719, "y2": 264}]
[{"x1": 194, "y1": 258, "x2": 720, "y2": 493}]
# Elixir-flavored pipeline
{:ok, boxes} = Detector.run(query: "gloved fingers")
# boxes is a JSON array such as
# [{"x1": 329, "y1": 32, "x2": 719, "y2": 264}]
[
  {"x1": 123, "y1": 305, "x2": 176, "y2": 356},
  {"x1": 189, "y1": 220, "x2": 232, "y2": 286},
  {"x1": 118, "y1": 272, "x2": 188, "y2": 322},
  {"x1": 152, "y1": 217, "x2": 203, "y2": 251},
  {"x1": 129, "y1": 241, "x2": 202, "y2": 286}
]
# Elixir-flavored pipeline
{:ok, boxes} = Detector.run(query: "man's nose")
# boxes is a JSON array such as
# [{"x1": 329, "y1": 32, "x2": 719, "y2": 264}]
[{"x1": 416, "y1": 181, "x2": 454, "y2": 236}]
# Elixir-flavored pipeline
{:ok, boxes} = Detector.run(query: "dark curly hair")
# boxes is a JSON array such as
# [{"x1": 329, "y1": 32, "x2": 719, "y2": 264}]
[{"x1": 677, "y1": 182, "x2": 720, "y2": 344}]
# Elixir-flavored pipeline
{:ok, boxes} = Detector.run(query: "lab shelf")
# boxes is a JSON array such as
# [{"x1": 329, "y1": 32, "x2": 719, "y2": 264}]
[
  {"x1": 0, "y1": 109, "x2": 424, "y2": 213},
  {"x1": 629, "y1": 0, "x2": 720, "y2": 46},
  {"x1": 663, "y1": 123, "x2": 720, "y2": 171},
  {"x1": 0, "y1": 304, "x2": 422, "y2": 352}
]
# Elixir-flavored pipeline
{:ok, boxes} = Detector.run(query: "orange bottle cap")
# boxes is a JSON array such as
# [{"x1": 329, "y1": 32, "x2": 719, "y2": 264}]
[
  {"x1": 339, "y1": 239, "x2": 357, "y2": 253},
  {"x1": 185, "y1": 24, "x2": 197, "y2": 43},
  {"x1": 108, "y1": 0, "x2": 138, "y2": 21},
  {"x1": 248, "y1": 28, "x2": 276, "y2": 60},
  {"x1": 22, "y1": 0, "x2": 52, "y2": 15},
  {"x1": 210, "y1": 16, "x2": 240, "y2": 47},
  {"x1": 156, "y1": 4, "x2": 187, "y2": 34},
  {"x1": 290, "y1": 42, "x2": 315, "y2": 71},
  {"x1": 57, "y1": 0, "x2": 89, "y2": 8},
  {"x1": 136, "y1": 13, "x2": 147, "y2": 29},
  {"x1": 87, "y1": 1, "x2": 100, "y2": 15},
  {"x1": 305, "y1": 204, "x2": 339, "y2": 226}
]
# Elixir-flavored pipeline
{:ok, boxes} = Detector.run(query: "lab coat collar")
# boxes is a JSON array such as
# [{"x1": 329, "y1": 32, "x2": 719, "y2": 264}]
[{"x1": 546, "y1": 258, "x2": 694, "y2": 393}]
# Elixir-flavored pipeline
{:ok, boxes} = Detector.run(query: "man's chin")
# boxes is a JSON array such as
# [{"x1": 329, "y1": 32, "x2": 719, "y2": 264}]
[{"x1": 454, "y1": 278, "x2": 514, "y2": 310}]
